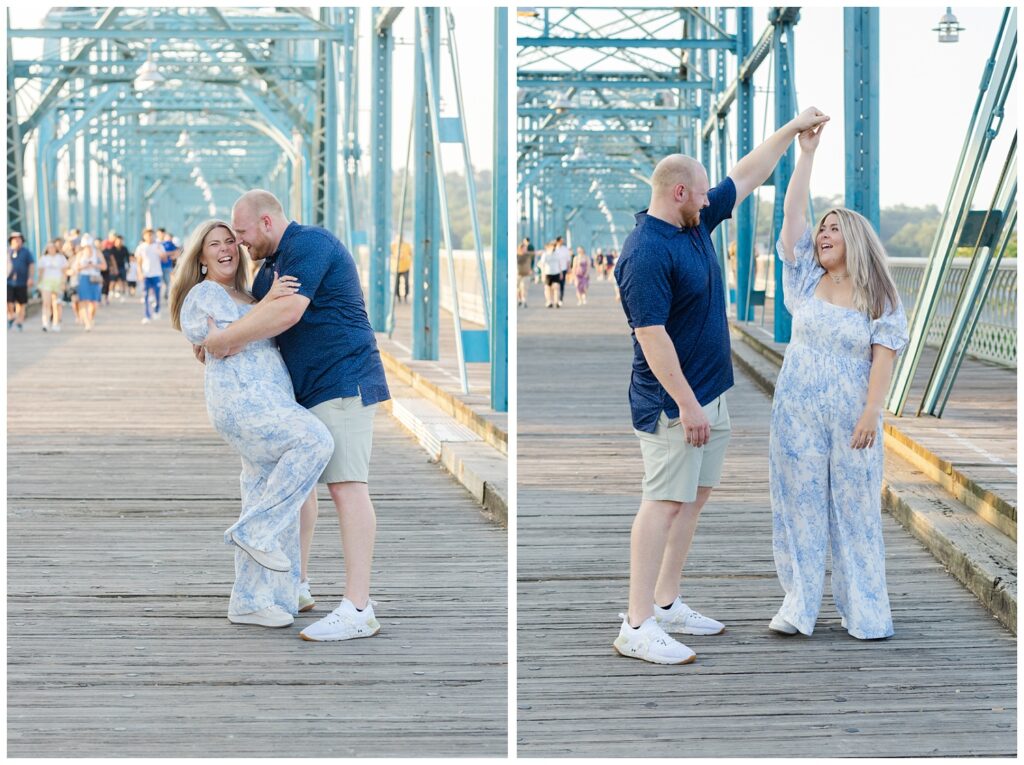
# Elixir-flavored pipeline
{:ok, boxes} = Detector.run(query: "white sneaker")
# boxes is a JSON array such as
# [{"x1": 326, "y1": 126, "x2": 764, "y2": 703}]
[
  {"x1": 299, "y1": 598, "x2": 380, "y2": 642},
  {"x1": 141, "y1": 317, "x2": 150, "y2": 324},
  {"x1": 229, "y1": 532, "x2": 291, "y2": 572},
  {"x1": 613, "y1": 615, "x2": 696, "y2": 665},
  {"x1": 298, "y1": 580, "x2": 315, "y2": 613},
  {"x1": 228, "y1": 604, "x2": 294, "y2": 628},
  {"x1": 769, "y1": 612, "x2": 799, "y2": 635},
  {"x1": 655, "y1": 598, "x2": 725, "y2": 635},
  {"x1": 52, "y1": 324, "x2": 61, "y2": 333}
]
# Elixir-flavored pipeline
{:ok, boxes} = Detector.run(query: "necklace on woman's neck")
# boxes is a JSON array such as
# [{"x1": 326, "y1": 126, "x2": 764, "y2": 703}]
[
  {"x1": 828, "y1": 271, "x2": 850, "y2": 284},
  {"x1": 212, "y1": 278, "x2": 239, "y2": 294}
]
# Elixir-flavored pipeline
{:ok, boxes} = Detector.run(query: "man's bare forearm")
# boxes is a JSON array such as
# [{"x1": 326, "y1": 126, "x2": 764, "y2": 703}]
[
  {"x1": 215, "y1": 298, "x2": 302, "y2": 349},
  {"x1": 634, "y1": 325, "x2": 700, "y2": 411}
]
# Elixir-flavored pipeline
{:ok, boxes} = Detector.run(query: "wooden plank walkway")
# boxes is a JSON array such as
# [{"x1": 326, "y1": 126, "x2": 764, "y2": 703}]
[
  {"x1": 516, "y1": 279, "x2": 1016, "y2": 757},
  {"x1": 7, "y1": 297, "x2": 507, "y2": 757}
]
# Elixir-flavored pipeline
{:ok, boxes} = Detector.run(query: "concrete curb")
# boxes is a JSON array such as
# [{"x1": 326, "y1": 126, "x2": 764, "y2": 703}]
[
  {"x1": 380, "y1": 389, "x2": 508, "y2": 530},
  {"x1": 439, "y1": 442, "x2": 508, "y2": 528},
  {"x1": 379, "y1": 348, "x2": 508, "y2": 456}
]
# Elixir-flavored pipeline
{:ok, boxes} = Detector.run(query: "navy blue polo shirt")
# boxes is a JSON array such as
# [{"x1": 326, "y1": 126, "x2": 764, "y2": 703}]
[
  {"x1": 7, "y1": 247, "x2": 34, "y2": 286},
  {"x1": 251, "y1": 221, "x2": 391, "y2": 410},
  {"x1": 614, "y1": 176, "x2": 736, "y2": 433}
]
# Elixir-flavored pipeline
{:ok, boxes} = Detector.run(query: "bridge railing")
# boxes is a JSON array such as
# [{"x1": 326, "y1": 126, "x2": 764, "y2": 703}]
[
  {"x1": 890, "y1": 257, "x2": 1017, "y2": 369},
  {"x1": 354, "y1": 246, "x2": 493, "y2": 327},
  {"x1": 745, "y1": 255, "x2": 1017, "y2": 369}
]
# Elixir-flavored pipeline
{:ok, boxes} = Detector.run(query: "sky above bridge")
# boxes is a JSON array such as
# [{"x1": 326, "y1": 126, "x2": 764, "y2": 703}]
[{"x1": 10, "y1": 5, "x2": 1015, "y2": 208}]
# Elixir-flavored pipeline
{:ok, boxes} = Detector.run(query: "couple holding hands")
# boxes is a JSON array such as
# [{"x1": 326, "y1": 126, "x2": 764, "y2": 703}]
[{"x1": 613, "y1": 107, "x2": 908, "y2": 664}]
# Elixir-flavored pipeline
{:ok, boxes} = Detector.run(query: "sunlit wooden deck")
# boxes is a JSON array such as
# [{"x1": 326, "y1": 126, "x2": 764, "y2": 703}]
[
  {"x1": 516, "y1": 279, "x2": 1016, "y2": 758},
  {"x1": 7, "y1": 297, "x2": 507, "y2": 757}
]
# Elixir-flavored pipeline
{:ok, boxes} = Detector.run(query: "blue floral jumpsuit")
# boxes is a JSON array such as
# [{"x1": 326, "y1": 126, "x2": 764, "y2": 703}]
[
  {"x1": 181, "y1": 280, "x2": 333, "y2": 617},
  {"x1": 769, "y1": 229, "x2": 908, "y2": 639}
]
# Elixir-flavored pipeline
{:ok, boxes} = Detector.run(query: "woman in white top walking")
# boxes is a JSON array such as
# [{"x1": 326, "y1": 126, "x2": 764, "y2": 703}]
[
  {"x1": 540, "y1": 241, "x2": 563, "y2": 308},
  {"x1": 37, "y1": 240, "x2": 69, "y2": 332}
]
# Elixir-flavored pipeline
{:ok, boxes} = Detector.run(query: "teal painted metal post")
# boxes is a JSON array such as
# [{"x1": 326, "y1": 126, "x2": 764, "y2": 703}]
[
  {"x1": 771, "y1": 13, "x2": 796, "y2": 342},
  {"x1": 412, "y1": 9, "x2": 440, "y2": 359},
  {"x1": 98, "y1": 158, "x2": 107, "y2": 235},
  {"x1": 340, "y1": 8, "x2": 360, "y2": 249},
  {"x1": 83, "y1": 131, "x2": 92, "y2": 233},
  {"x1": 734, "y1": 7, "x2": 755, "y2": 321},
  {"x1": 491, "y1": 7, "x2": 509, "y2": 412},
  {"x1": 714, "y1": 6, "x2": 730, "y2": 306},
  {"x1": 368, "y1": 8, "x2": 392, "y2": 330},
  {"x1": 322, "y1": 8, "x2": 339, "y2": 235},
  {"x1": 843, "y1": 7, "x2": 880, "y2": 230}
]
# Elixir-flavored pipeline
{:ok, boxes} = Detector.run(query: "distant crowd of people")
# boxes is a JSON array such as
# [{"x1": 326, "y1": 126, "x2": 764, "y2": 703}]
[
  {"x1": 7, "y1": 226, "x2": 182, "y2": 332},
  {"x1": 516, "y1": 237, "x2": 620, "y2": 309}
]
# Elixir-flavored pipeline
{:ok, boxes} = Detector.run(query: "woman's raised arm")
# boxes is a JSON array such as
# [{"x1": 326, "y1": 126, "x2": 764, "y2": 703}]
[{"x1": 779, "y1": 122, "x2": 825, "y2": 263}]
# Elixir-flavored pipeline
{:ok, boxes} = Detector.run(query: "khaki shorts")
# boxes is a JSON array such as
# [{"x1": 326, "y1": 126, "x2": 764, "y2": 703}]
[
  {"x1": 308, "y1": 396, "x2": 378, "y2": 484},
  {"x1": 634, "y1": 394, "x2": 732, "y2": 502}
]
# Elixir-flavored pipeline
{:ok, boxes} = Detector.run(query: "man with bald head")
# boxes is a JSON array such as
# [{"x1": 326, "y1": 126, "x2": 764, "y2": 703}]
[
  {"x1": 612, "y1": 107, "x2": 829, "y2": 664},
  {"x1": 203, "y1": 189, "x2": 391, "y2": 643}
]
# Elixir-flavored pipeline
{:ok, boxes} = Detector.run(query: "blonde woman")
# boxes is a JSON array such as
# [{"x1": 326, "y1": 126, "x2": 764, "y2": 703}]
[
  {"x1": 769, "y1": 122, "x2": 908, "y2": 640},
  {"x1": 37, "y1": 240, "x2": 68, "y2": 332},
  {"x1": 169, "y1": 220, "x2": 333, "y2": 629}
]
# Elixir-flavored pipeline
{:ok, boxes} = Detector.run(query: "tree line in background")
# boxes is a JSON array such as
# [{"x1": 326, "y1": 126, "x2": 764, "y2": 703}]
[
  {"x1": 381, "y1": 174, "x2": 1014, "y2": 260},
  {"x1": 388, "y1": 169, "x2": 492, "y2": 251},
  {"x1": 752, "y1": 195, "x2": 1016, "y2": 259}
]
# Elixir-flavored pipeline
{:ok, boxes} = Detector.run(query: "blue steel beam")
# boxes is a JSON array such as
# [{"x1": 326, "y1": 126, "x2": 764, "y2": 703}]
[
  {"x1": 339, "y1": 8, "x2": 361, "y2": 250},
  {"x1": 412, "y1": 8, "x2": 440, "y2": 360},
  {"x1": 9, "y1": 27, "x2": 351, "y2": 40},
  {"x1": 518, "y1": 75, "x2": 712, "y2": 90},
  {"x1": 701, "y1": 7, "x2": 799, "y2": 142},
  {"x1": 321, "y1": 7, "x2": 340, "y2": 233},
  {"x1": 770, "y1": 10, "x2": 798, "y2": 342},
  {"x1": 368, "y1": 6, "x2": 392, "y2": 331},
  {"x1": 491, "y1": 7, "x2": 509, "y2": 413},
  {"x1": 843, "y1": 7, "x2": 880, "y2": 230},
  {"x1": 734, "y1": 7, "x2": 755, "y2": 321},
  {"x1": 518, "y1": 36, "x2": 734, "y2": 49},
  {"x1": 519, "y1": 106, "x2": 702, "y2": 119}
]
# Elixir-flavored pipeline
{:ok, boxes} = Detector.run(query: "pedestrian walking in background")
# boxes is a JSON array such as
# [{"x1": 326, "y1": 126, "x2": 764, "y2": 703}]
[
  {"x1": 37, "y1": 239, "x2": 68, "y2": 332},
  {"x1": 135, "y1": 228, "x2": 164, "y2": 323},
  {"x1": 540, "y1": 241, "x2": 562, "y2": 308},
  {"x1": 7, "y1": 231, "x2": 34, "y2": 332},
  {"x1": 71, "y1": 236, "x2": 106, "y2": 331},
  {"x1": 572, "y1": 246, "x2": 591, "y2": 306}
]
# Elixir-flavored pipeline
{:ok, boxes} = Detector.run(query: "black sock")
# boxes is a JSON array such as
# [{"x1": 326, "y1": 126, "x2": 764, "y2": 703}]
[{"x1": 657, "y1": 601, "x2": 675, "y2": 610}]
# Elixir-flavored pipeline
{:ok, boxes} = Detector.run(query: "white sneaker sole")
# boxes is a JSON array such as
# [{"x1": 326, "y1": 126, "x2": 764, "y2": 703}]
[
  {"x1": 659, "y1": 620, "x2": 725, "y2": 636},
  {"x1": 299, "y1": 623, "x2": 380, "y2": 642},
  {"x1": 228, "y1": 613, "x2": 294, "y2": 628},
  {"x1": 612, "y1": 638, "x2": 696, "y2": 665},
  {"x1": 769, "y1": 618, "x2": 799, "y2": 635},
  {"x1": 229, "y1": 533, "x2": 291, "y2": 572},
  {"x1": 298, "y1": 600, "x2": 315, "y2": 613}
]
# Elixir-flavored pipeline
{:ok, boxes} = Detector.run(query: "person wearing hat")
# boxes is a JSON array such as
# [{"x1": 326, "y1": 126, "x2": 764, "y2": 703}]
[{"x1": 7, "y1": 232, "x2": 34, "y2": 331}]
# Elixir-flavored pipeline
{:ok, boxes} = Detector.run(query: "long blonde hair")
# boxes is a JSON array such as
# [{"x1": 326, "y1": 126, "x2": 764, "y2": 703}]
[
  {"x1": 814, "y1": 207, "x2": 901, "y2": 320},
  {"x1": 169, "y1": 219, "x2": 252, "y2": 330}
]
